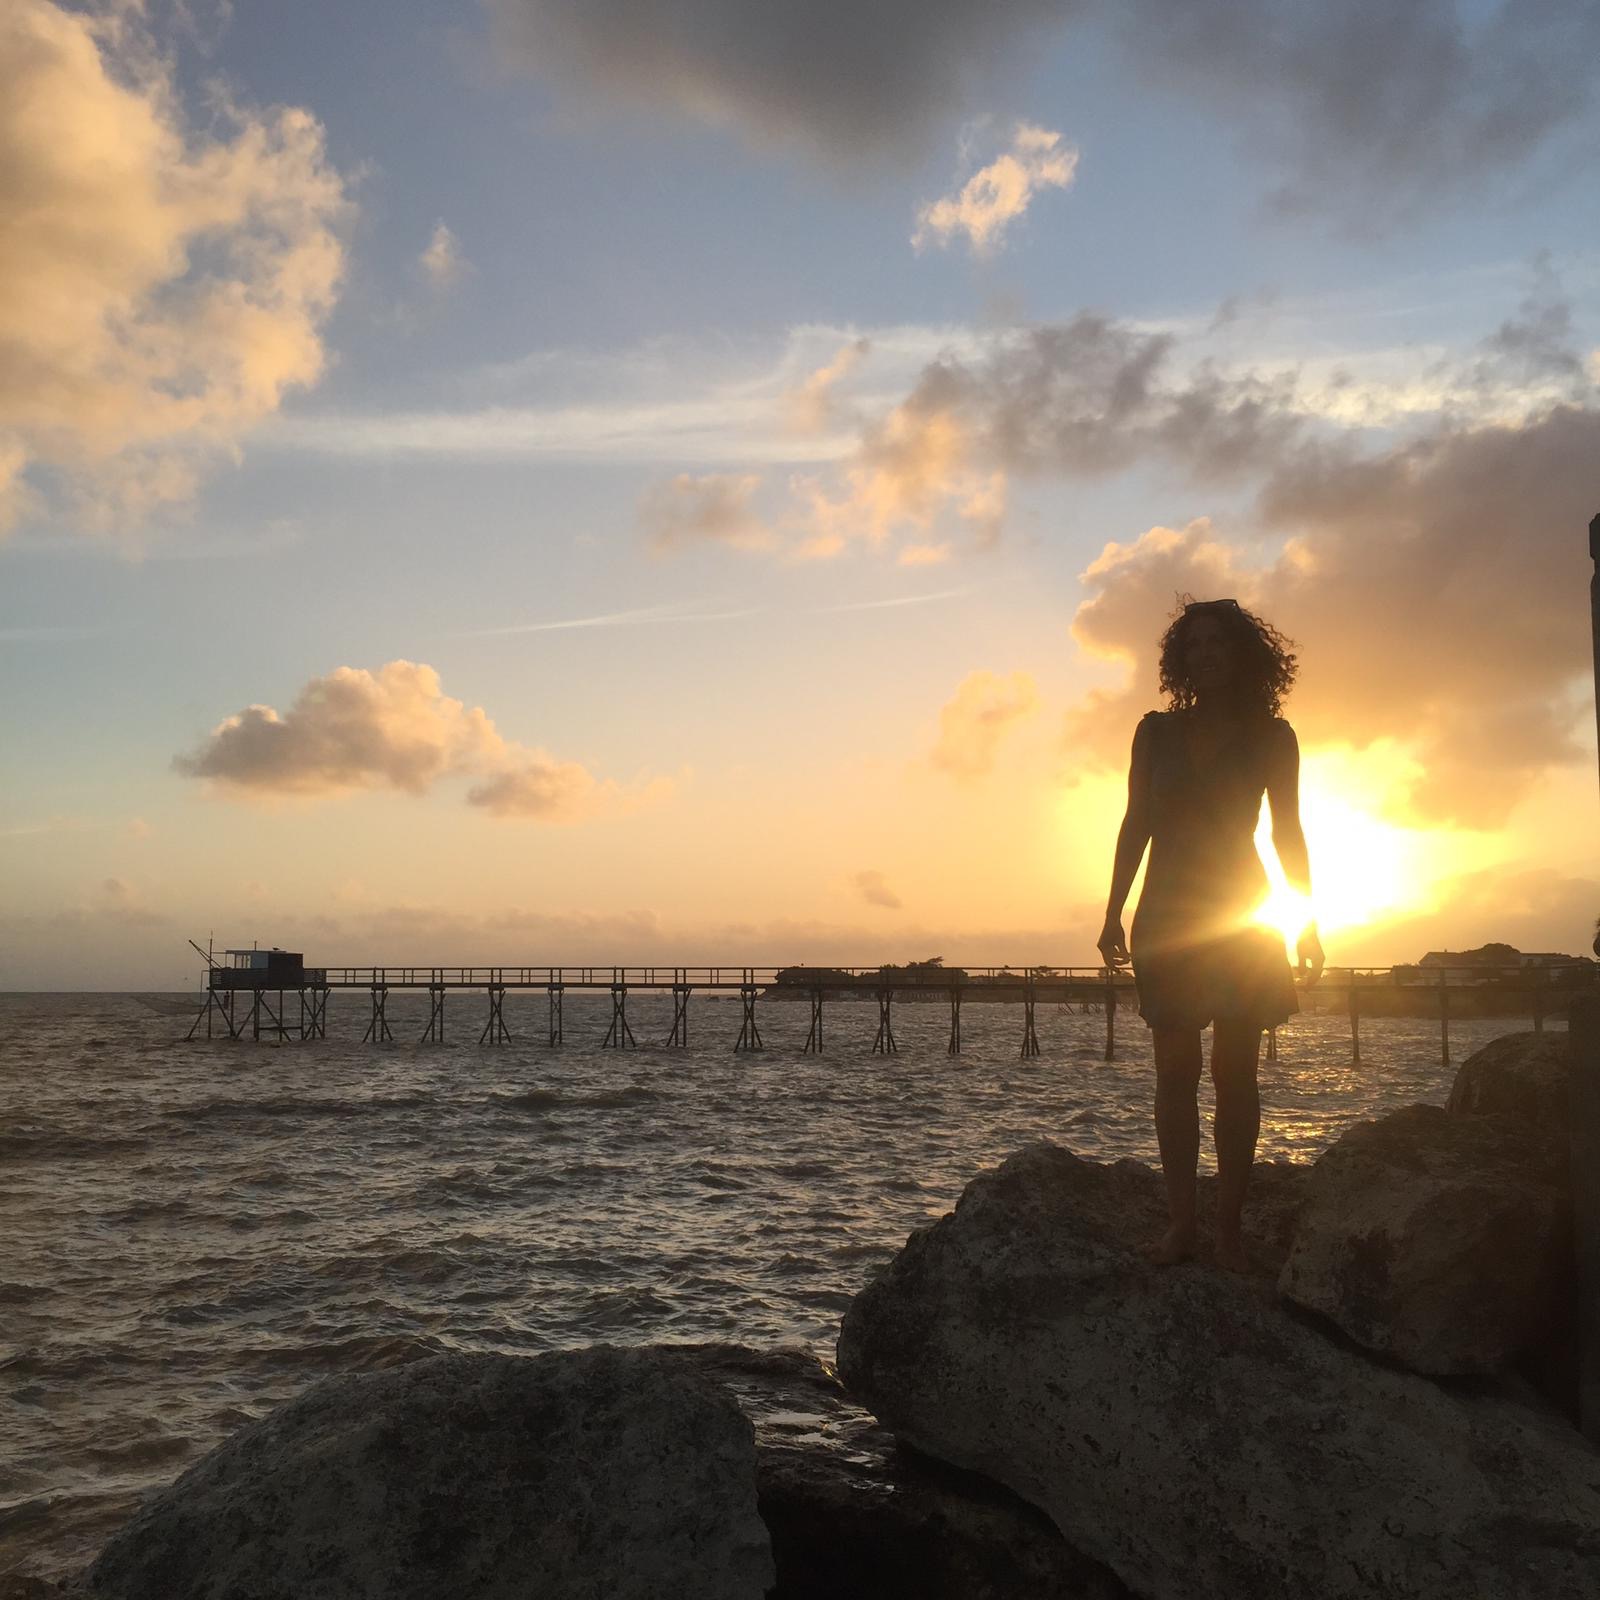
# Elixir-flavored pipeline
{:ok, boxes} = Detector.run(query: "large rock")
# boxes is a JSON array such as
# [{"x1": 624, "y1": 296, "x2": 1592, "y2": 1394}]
[
  {"x1": 1446, "y1": 1030, "x2": 1571, "y2": 1133},
  {"x1": 82, "y1": 1346, "x2": 774, "y2": 1600},
  {"x1": 837, "y1": 1142, "x2": 1600, "y2": 1600},
  {"x1": 1278, "y1": 1103, "x2": 1570, "y2": 1374},
  {"x1": 663, "y1": 1343, "x2": 1130, "y2": 1600}
]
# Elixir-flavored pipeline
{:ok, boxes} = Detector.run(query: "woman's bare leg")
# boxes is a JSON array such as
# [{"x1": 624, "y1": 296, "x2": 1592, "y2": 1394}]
[
  {"x1": 1209, "y1": 1019, "x2": 1263, "y2": 1271},
  {"x1": 1148, "y1": 1026, "x2": 1203, "y2": 1263}
]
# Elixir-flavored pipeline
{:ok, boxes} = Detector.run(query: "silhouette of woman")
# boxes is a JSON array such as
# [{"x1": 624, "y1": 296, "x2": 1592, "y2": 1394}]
[{"x1": 1098, "y1": 598, "x2": 1323, "y2": 1271}]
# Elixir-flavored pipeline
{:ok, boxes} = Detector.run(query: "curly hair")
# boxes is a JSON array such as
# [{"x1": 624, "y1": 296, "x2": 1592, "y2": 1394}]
[{"x1": 1157, "y1": 596, "x2": 1298, "y2": 717}]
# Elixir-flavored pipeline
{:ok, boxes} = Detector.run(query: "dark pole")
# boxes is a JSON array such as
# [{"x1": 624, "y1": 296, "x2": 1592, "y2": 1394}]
[{"x1": 1572, "y1": 511, "x2": 1600, "y2": 1442}]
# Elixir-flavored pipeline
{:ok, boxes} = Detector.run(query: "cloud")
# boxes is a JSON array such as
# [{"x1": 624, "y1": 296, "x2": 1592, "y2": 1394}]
[
  {"x1": 173, "y1": 661, "x2": 507, "y2": 794},
  {"x1": 931, "y1": 670, "x2": 1038, "y2": 778},
  {"x1": 786, "y1": 338, "x2": 871, "y2": 434},
  {"x1": 65, "y1": 875, "x2": 167, "y2": 927},
  {"x1": 419, "y1": 221, "x2": 467, "y2": 289},
  {"x1": 1064, "y1": 401, "x2": 1600, "y2": 826},
  {"x1": 641, "y1": 472, "x2": 776, "y2": 553},
  {"x1": 487, "y1": 1, "x2": 1599, "y2": 219},
  {"x1": 0, "y1": 1, "x2": 349, "y2": 534},
  {"x1": 853, "y1": 869, "x2": 903, "y2": 910},
  {"x1": 484, "y1": 0, "x2": 1069, "y2": 166},
  {"x1": 467, "y1": 761, "x2": 674, "y2": 823},
  {"x1": 776, "y1": 313, "x2": 1298, "y2": 562},
  {"x1": 913, "y1": 123, "x2": 1078, "y2": 256},
  {"x1": 173, "y1": 659, "x2": 670, "y2": 822},
  {"x1": 1113, "y1": 0, "x2": 1600, "y2": 223}
]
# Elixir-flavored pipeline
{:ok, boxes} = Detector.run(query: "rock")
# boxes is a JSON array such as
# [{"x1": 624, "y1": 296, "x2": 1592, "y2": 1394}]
[
  {"x1": 1446, "y1": 1030, "x2": 1571, "y2": 1133},
  {"x1": 837, "y1": 1142, "x2": 1600, "y2": 1600},
  {"x1": 659, "y1": 1342, "x2": 1130, "y2": 1600},
  {"x1": 81, "y1": 1345, "x2": 774, "y2": 1600},
  {"x1": 1278, "y1": 1103, "x2": 1570, "y2": 1374}
]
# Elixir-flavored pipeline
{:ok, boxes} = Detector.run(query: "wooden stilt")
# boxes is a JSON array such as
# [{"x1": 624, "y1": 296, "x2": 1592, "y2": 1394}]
[
  {"x1": 364, "y1": 984, "x2": 393, "y2": 1044},
  {"x1": 1020, "y1": 977, "x2": 1040, "y2": 1058},
  {"x1": 872, "y1": 985, "x2": 897, "y2": 1054},
  {"x1": 668, "y1": 973, "x2": 691, "y2": 1047},
  {"x1": 804, "y1": 987, "x2": 824, "y2": 1054},
  {"x1": 947, "y1": 984, "x2": 962, "y2": 1054},
  {"x1": 1439, "y1": 971, "x2": 1451, "y2": 1069},
  {"x1": 1103, "y1": 970, "x2": 1116, "y2": 1061},
  {"x1": 602, "y1": 975, "x2": 635, "y2": 1048},
  {"x1": 421, "y1": 982, "x2": 446, "y2": 1043},
  {"x1": 1348, "y1": 973, "x2": 1361, "y2": 1065},
  {"x1": 735, "y1": 970, "x2": 763, "y2": 1051}
]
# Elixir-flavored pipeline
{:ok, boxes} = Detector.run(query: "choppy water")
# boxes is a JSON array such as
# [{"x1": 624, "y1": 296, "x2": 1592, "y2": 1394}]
[{"x1": 0, "y1": 989, "x2": 1555, "y2": 1582}]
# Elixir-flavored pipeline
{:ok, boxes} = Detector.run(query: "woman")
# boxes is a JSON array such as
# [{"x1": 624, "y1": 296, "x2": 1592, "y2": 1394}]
[{"x1": 1098, "y1": 597, "x2": 1323, "y2": 1271}]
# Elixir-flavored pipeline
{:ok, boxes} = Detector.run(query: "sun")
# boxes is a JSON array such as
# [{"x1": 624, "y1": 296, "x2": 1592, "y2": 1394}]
[{"x1": 1249, "y1": 744, "x2": 1496, "y2": 953}]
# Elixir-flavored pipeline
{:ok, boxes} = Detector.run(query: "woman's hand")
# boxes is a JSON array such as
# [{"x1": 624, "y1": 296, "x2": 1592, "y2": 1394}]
[
  {"x1": 1296, "y1": 922, "x2": 1325, "y2": 986},
  {"x1": 1098, "y1": 914, "x2": 1131, "y2": 973}
]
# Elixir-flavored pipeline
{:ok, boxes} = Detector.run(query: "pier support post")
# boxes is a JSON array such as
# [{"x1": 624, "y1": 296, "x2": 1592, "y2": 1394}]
[
  {"x1": 1439, "y1": 971, "x2": 1450, "y2": 1068},
  {"x1": 548, "y1": 981, "x2": 564, "y2": 1047},
  {"x1": 248, "y1": 989, "x2": 286, "y2": 1042},
  {"x1": 363, "y1": 984, "x2": 393, "y2": 1044},
  {"x1": 1571, "y1": 991, "x2": 1600, "y2": 1443},
  {"x1": 804, "y1": 987, "x2": 824, "y2": 1054},
  {"x1": 668, "y1": 973, "x2": 691, "y2": 1047},
  {"x1": 603, "y1": 974, "x2": 636, "y2": 1048},
  {"x1": 299, "y1": 986, "x2": 327, "y2": 1040},
  {"x1": 1020, "y1": 977, "x2": 1040, "y2": 1058},
  {"x1": 872, "y1": 985, "x2": 897, "y2": 1055},
  {"x1": 947, "y1": 983, "x2": 962, "y2": 1055},
  {"x1": 481, "y1": 982, "x2": 511, "y2": 1045},
  {"x1": 1348, "y1": 974, "x2": 1361, "y2": 1065},
  {"x1": 1266, "y1": 1026, "x2": 1278, "y2": 1062},
  {"x1": 736, "y1": 970, "x2": 764, "y2": 1052},
  {"x1": 422, "y1": 983, "x2": 446, "y2": 1043},
  {"x1": 1103, "y1": 970, "x2": 1116, "y2": 1061},
  {"x1": 188, "y1": 988, "x2": 233, "y2": 1041}
]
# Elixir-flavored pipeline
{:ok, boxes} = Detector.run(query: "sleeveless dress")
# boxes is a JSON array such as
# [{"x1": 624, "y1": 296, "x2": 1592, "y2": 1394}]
[{"x1": 1129, "y1": 708, "x2": 1299, "y2": 1031}]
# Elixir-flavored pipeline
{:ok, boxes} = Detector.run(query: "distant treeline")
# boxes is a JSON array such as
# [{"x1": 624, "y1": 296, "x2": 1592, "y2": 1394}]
[{"x1": 771, "y1": 958, "x2": 1084, "y2": 990}]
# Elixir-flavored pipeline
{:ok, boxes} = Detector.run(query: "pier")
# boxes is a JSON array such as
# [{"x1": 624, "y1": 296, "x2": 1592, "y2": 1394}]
[{"x1": 186, "y1": 948, "x2": 1597, "y2": 1063}]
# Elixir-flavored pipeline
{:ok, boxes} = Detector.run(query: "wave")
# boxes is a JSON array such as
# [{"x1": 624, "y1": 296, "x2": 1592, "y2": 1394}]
[{"x1": 0, "y1": 1130, "x2": 147, "y2": 1162}]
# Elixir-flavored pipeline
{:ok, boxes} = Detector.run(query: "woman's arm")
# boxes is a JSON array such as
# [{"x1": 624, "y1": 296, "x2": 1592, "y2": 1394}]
[
  {"x1": 1098, "y1": 718, "x2": 1154, "y2": 969},
  {"x1": 1265, "y1": 720, "x2": 1324, "y2": 981}
]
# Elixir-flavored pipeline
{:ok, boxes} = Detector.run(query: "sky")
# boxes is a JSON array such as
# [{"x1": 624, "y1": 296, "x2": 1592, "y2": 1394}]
[{"x1": 2, "y1": 0, "x2": 1599, "y2": 989}]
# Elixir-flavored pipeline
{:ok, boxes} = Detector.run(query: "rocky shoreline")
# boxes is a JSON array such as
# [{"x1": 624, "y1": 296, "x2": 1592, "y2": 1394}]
[{"x1": 10, "y1": 1031, "x2": 1593, "y2": 1600}]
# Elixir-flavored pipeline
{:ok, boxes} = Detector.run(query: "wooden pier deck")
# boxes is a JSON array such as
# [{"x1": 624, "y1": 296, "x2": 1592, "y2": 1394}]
[{"x1": 188, "y1": 958, "x2": 1597, "y2": 1063}]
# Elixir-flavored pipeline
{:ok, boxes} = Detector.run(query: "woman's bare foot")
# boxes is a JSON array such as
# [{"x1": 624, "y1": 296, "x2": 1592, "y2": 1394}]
[
  {"x1": 1141, "y1": 1225, "x2": 1197, "y2": 1265},
  {"x1": 1213, "y1": 1235, "x2": 1250, "y2": 1273}
]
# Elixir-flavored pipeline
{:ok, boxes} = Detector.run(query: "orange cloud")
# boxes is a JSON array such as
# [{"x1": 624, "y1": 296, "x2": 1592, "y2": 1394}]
[
  {"x1": 1065, "y1": 402, "x2": 1600, "y2": 826},
  {"x1": 914, "y1": 123, "x2": 1078, "y2": 256},
  {"x1": 0, "y1": 1, "x2": 348, "y2": 534},
  {"x1": 932, "y1": 670, "x2": 1038, "y2": 779},
  {"x1": 642, "y1": 472, "x2": 775, "y2": 553},
  {"x1": 786, "y1": 337, "x2": 870, "y2": 434},
  {"x1": 174, "y1": 660, "x2": 670, "y2": 823},
  {"x1": 853, "y1": 869, "x2": 903, "y2": 910}
]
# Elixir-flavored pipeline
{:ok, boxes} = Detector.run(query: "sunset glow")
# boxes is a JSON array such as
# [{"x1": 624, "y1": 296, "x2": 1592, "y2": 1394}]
[{"x1": 0, "y1": 0, "x2": 1595, "y2": 990}]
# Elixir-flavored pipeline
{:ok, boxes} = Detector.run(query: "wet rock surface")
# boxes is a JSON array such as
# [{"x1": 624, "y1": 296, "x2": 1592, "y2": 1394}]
[
  {"x1": 1278, "y1": 1102, "x2": 1569, "y2": 1373},
  {"x1": 837, "y1": 1141, "x2": 1600, "y2": 1600},
  {"x1": 80, "y1": 1345, "x2": 774, "y2": 1600}
]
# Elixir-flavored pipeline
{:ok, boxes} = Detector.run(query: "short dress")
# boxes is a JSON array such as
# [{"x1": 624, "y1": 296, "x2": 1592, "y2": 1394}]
[{"x1": 1129, "y1": 708, "x2": 1299, "y2": 1032}]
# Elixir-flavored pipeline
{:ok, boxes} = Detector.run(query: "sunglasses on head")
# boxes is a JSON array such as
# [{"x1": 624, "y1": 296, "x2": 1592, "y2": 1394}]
[{"x1": 1183, "y1": 598, "x2": 1241, "y2": 613}]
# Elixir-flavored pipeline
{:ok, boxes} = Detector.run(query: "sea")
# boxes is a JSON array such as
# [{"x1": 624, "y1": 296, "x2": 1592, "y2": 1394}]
[{"x1": 0, "y1": 989, "x2": 1559, "y2": 1584}]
